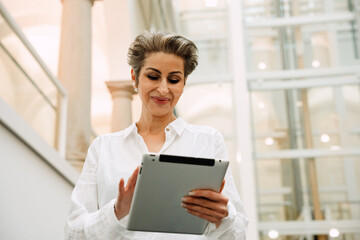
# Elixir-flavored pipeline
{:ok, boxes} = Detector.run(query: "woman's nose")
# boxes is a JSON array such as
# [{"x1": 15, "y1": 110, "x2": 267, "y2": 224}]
[{"x1": 157, "y1": 79, "x2": 169, "y2": 95}]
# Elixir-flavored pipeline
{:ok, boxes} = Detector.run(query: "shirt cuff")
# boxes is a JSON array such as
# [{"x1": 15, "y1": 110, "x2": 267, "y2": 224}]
[
  {"x1": 106, "y1": 199, "x2": 128, "y2": 232},
  {"x1": 204, "y1": 201, "x2": 237, "y2": 239}
]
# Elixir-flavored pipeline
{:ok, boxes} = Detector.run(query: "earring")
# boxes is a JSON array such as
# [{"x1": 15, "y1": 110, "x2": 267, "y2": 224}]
[{"x1": 132, "y1": 82, "x2": 138, "y2": 93}]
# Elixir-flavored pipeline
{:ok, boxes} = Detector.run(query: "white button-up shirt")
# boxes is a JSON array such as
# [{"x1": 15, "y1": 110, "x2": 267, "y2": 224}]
[{"x1": 65, "y1": 118, "x2": 248, "y2": 239}]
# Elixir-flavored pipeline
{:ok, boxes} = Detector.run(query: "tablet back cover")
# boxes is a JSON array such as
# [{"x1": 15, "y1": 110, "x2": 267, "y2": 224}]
[{"x1": 127, "y1": 154, "x2": 229, "y2": 235}]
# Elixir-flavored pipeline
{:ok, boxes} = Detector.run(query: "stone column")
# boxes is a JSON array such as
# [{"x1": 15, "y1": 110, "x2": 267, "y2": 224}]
[
  {"x1": 106, "y1": 80, "x2": 136, "y2": 132},
  {"x1": 58, "y1": 0, "x2": 95, "y2": 171}
]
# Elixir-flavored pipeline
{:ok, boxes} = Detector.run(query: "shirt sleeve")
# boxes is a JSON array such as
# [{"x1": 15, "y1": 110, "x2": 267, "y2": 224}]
[
  {"x1": 204, "y1": 130, "x2": 249, "y2": 240},
  {"x1": 64, "y1": 137, "x2": 127, "y2": 240}
]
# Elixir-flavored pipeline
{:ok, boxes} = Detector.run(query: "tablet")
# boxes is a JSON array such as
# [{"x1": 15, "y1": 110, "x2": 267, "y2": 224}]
[{"x1": 126, "y1": 153, "x2": 229, "y2": 235}]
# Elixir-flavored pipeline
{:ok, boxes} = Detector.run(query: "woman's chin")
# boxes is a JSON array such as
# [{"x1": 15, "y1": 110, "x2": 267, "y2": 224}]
[{"x1": 149, "y1": 109, "x2": 173, "y2": 118}]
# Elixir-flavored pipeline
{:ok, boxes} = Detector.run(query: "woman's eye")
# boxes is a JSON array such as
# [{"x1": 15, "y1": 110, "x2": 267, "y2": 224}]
[
  {"x1": 147, "y1": 75, "x2": 159, "y2": 80},
  {"x1": 169, "y1": 79, "x2": 180, "y2": 84}
]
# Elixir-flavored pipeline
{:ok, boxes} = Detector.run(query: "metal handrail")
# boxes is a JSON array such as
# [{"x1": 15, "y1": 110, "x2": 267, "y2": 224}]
[
  {"x1": 0, "y1": 2, "x2": 67, "y2": 157},
  {"x1": 0, "y1": 1, "x2": 66, "y2": 97},
  {"x1": 0, "y1": 42, "x2": 56, "y2": 110}
]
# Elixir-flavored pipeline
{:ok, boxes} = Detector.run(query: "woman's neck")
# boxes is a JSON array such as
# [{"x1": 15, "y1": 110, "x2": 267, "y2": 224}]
[{"x1": 136, "y1": 113, "x2": 176, "y2": 135}]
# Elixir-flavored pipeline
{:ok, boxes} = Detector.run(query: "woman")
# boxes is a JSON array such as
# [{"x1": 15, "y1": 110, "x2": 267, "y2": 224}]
[{"x1": 65, "y1": 31, "x2": 248, "y2": 239}]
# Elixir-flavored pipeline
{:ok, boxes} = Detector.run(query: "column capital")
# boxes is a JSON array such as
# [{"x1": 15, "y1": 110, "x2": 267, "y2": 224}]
[
  {"x1": 106, "y1": 80, "x2": 136, "y2": 100},
  {"x1": 106, "y1": 80, "x2": 135, "y2": 132}
]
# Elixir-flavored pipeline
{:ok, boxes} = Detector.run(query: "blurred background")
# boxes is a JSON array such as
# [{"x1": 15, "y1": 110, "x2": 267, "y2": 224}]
[{"x1": 0, "y1": 0, "x2": 359, "y2": 239}]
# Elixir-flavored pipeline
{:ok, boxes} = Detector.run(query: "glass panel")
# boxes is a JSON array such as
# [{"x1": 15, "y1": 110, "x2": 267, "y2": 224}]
[
  {"x1": 256, "y1": 157, "x2": 360, "y2": 222},
  {"x1": 175, "y1": 0, "x2": 230, "y2": 82},
  {"x1": 342, "y1": 85, "x2": 360, "y2": 146},
  {"x1": 176, "y1": 0, "x2": 228, "y2": 12},
  {"x1": 179, "y1": 9, "x2": 227, "y2": 37},
  {"x1": 176, "y1": 83, "x2": 234, "y2": 133},
  {"x1": 176, "y1": 82, "x2": 235, "y2": 157},
  {"x1": 250, "y1": 84, "x2": 360, "y2": 151},
  {"x1": 0, "y1": 13, "x2": 59, "y2": 148},
  {"x1": 246, "y1": 21, "x2": 359, "y2": 72},
  {"x1": 244, "y1": 0, "x2": 352, "y2": 22},
  {"x1": 191, "y1": 39, "x2": 229, "y2": 77}
]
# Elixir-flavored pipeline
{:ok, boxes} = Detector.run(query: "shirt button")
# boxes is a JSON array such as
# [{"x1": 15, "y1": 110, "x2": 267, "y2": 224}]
[{"x1": 166, "y1": 128, "x2": 170, "y2": 132}]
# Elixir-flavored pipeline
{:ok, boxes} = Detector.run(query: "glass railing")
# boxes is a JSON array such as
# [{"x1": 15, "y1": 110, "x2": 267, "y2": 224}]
[
  {"x1": 174, "y1": 0, "x2": 230, "y2": 84},
  {"x1": 241, "y1": 0, "x2": 360, "y2": 238},
  {"x1": 249, "y1": 65, "x2": 360, "y2": 237},
  {"x1": 243, "y1": 0, "x2": 354, "y2": 21},
  {"x1": 248, "y1": 66, "x2": 360, "y2": 151},
  {"x1": 256, "y1": 157, "x2": 360, "y2": 221},
  {"x1": 0, "y1": 2, "x2": 67, "y2": 156},
  {"x1": 245, "y1": 20, "x2": 359, "y2": 72}
]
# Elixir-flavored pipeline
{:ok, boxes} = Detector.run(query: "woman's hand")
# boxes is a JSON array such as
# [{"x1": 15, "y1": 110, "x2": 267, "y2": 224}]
[
  {"x1": 114, "y1": 167, "x2": 140, "y2": 220},
  {"x1": 181, "y1": 180, "x2": 228, "y2": 228}
]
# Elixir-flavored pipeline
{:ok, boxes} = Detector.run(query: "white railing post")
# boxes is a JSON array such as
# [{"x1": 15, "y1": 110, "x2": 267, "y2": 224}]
[{"x1": 228, "y1": 0, "x2": 259, "y2": 239}]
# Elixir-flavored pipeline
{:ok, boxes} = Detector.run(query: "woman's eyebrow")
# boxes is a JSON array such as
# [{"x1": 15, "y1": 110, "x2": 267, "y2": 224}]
[
  {"x1": 169, "y1": 71, "x2": 183, "y2": 75},
  {"x1": 145, "y1": 68, "x2": 161, "y2": 74},
  {"x1": 145, "y1": 68, "x2": 183, "y2": 75}
]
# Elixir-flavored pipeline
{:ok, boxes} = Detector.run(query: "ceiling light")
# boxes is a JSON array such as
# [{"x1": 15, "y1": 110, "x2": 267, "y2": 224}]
[
  {"x1": 312, "y1": 60, "x2": 320, "y2": 68},
  {"x1": 265, "y1": 137, "x2": 274, "y2": 146},
  {"x1": 320, "y1": 134, "x2": 330, "y2": 143},
  {"x1": 329, "y1": 228, "x2": 340, "y2": 238},
  {"x1": 268, "y1": 229, "x2": 279, "y2": 239},
  {"x1": 258, "y1": 62, "x2": 267, "y2": 70},
  {"x1": 257, "y1": 102, "x2": 265, "y2": 109}
]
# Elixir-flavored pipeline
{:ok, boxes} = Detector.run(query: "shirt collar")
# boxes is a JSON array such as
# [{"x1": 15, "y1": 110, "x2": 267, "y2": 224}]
[
  {"x1": 123, "y1": 117, "x2": 187, "y2": 138},
  {"x1": 123, "y1": 122, "x2": 137, "y2": 138},
  {"x1": 168, "y1": 117, "x2": 186, "y2": 136}
]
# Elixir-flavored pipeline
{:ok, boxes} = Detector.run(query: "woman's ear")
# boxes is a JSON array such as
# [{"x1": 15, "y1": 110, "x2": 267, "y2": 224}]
[
  {"x1": 131, "y1": 69, "x2": 136, "y2": 81},
  {"x1": 131, "y1": 69, "x2": 138, "y2": 93}
]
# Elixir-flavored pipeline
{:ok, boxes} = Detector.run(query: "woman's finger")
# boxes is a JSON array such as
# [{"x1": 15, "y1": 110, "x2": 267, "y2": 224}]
[
  {"x1": 119, "y1": 178, "x2": 125, "y2": 195},
  {"x1": 115, "y1": 167, "x2": 139, "y2": 220},
  {"x1": 126, "y1": 166, "x2": 140, "y2": 190},
  {"x1": 182, "y1": 196, "x2": 217, "y2": 211},
  {"x1": 182, "y1": 202, "x2": 226, "y2": 219},
  {"x1": 182, "y1": 197, "x2": 228, "y2": 215},
  {"x1": 188, "y1": 190, "x2": 228, "y2": 204}
]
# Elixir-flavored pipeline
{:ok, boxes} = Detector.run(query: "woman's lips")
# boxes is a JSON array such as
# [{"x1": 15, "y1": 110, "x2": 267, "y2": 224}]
[{"x1": 151, "y1": 96, "x2": 170, "y2": 104}]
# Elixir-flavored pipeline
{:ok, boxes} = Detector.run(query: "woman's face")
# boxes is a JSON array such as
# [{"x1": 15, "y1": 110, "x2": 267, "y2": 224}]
[{"x1": 133, "y1": 52, "x2": 186, "y2": 118}]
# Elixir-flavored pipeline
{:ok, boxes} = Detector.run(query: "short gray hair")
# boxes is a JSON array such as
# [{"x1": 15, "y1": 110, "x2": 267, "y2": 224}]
[{"x1": 127, "y1": 31, "x2": 198, "y2": 84}]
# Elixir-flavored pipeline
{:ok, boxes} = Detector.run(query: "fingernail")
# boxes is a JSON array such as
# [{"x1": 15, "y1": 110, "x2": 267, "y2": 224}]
[
  {"x1": 188, "y1": 191, "x2": 195, "y2": 196},
  {"x1": 181, "y1": 197, "x2": 186, "y2": 202},
  {"x1": 181, "y1": 203, "x2": 187, "y2": 208}
]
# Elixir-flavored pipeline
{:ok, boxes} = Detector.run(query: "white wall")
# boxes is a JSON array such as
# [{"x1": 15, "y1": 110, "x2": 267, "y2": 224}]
[{"x1": 0, "y1": 124, "x2": 74, "y2": 239}]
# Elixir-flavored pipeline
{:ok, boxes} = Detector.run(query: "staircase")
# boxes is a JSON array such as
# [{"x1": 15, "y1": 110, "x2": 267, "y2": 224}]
[{"x1": 0, "y1": 2, "x2": 79, "y2": 239}]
